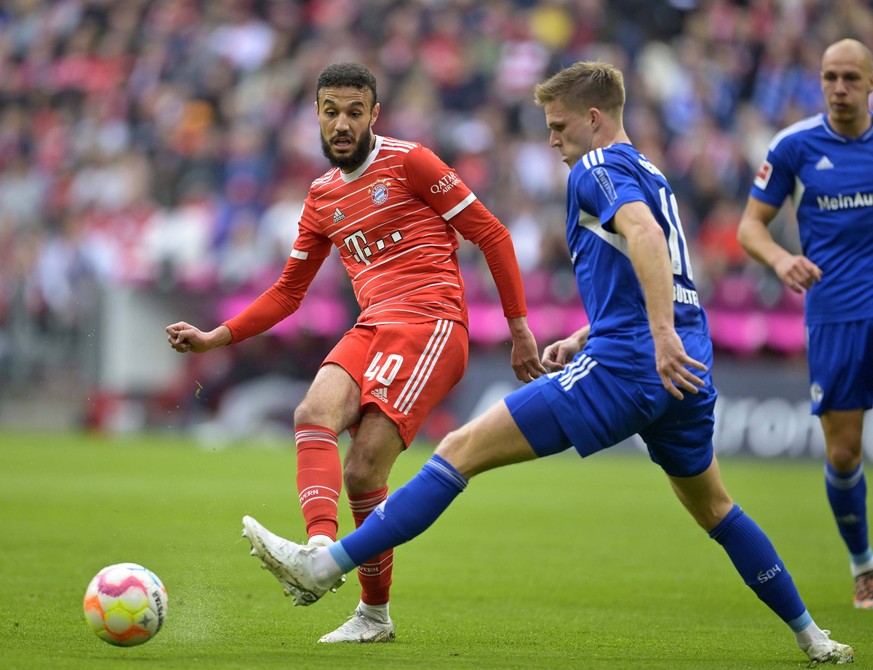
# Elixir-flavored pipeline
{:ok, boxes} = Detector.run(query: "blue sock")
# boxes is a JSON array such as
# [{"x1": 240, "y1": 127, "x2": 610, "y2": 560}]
[
  {"x1": 825, "y1": 462, "x2": 870, "y2": 559},
  {"x1": 709, "y1": 504, "x2": 807, "y2": 626},
  {"x1": 330, "y1": 454, "x2": 467, "y2": 572}
]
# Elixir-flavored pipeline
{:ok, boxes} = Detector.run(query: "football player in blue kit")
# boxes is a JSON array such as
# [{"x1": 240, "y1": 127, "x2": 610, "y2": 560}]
[
  {"x1": 242, "y1": 61, "x2": 854, "y2": 664},
  {"x1": 738, "y1": 38, "x2": 873, "y2": 611}
]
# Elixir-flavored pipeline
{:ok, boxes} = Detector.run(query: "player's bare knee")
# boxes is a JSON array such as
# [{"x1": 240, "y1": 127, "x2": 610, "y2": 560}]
[
  {"x1": 433, "y1": 428, "x2": 477, "y2": 476},
  {"x1": 702, "y1": 498, "x2": 735, "y2": 532},
  {"x1": 342, "y1": 448, "x2": 391, "y2": 493},
  {"x1": 673, "y1": 479, "x2": 733, "y2": 531},
  {"x1": 342, "y1": 466, "x2": 367, "y2": 493},
  {"x1": 827, "y1": 443, "x2": 862, "y2": 472},
  {"x1": 293, "y1": 401, "x2": 317, "y2": 427},
  {"x1": 343, "y1": 462, "x2": 381, "y2": 493}
]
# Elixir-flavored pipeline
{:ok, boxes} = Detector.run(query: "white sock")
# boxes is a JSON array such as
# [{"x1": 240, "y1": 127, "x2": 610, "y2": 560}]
[
  {"x1": 357, "y1": 600, "x2": 390, "y2": 623},
  {"x1": 311, "y1": 547, "x2": 344, "y2": 586},
  {"x1": 851, "y1": 556, "x2": 873, "y2": 577},
  {"x1": 795, "y1": 622, "x2": 828, "y2": 651},
  {"x1": 308, "y1": 534, "x2": 334, "y2": 548}
]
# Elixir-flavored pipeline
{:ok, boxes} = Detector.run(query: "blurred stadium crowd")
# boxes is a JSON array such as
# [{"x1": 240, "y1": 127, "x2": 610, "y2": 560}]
[{"x1": 1, "y1": 0, "x2": 872, "y2": 399}]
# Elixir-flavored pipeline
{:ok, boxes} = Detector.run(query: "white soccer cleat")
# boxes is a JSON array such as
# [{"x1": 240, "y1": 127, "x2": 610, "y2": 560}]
[
  {"x1": 241, "y1": 515, "x2": 338, "y2": 606},
  {"x1": 801, "y1": 631, "x2": 854, "y2": 665},
  {"x1": 317, "y1": 607, "x2": 395, "y2": 643}
]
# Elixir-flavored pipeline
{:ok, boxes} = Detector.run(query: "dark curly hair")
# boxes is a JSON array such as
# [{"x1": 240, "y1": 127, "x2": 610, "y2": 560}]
[{"x1": 316, "y1": 63, "x2": 378, "y2": 108}]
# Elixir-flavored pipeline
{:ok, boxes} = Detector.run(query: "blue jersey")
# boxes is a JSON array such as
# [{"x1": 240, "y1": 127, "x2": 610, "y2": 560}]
[
  {"x1": 566, "y1": 144, "x2": 711, "y2": 384},
  {"x1": 750, "y1": 112, "x2": 873, "y2": 324}
]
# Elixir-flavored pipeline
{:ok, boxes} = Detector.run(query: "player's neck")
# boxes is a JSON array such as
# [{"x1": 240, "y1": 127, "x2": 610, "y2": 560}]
[
  {"x1": 595, "y1": 129, "x2": 631, "y2": 150},
  {"x1": 827, "y1": 112, "x2": 871, "y2": 139}
]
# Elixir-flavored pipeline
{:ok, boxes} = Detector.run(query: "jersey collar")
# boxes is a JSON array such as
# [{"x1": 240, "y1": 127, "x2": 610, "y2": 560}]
[
  {"x1": 340, "y1": 135, "x2": 384, "y2": 183},
  {"x1": 822, "y1": 111, "x2": 873, "y2": 143}
]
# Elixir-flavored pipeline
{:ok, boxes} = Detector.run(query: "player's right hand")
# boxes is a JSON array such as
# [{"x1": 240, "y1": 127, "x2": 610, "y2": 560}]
[
  {"x1": 166, "y1": 321, "x2": 212, "y2": 354},
  {"x1": 542, "y1": 337, "x2": 581, "y2": 372},
  {"x1": 653, "y1": 330, "x2": 707, "y2": 400}
]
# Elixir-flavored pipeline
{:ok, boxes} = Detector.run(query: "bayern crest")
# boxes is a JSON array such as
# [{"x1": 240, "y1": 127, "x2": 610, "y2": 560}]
[{"x1": 369, "y1": 179, "x2": 390, "y2": 205}]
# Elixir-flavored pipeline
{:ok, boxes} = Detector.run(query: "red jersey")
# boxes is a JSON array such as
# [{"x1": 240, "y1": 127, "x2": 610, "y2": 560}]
[{"x1": 225, "y1": 135, "x2": 526, "y2": 341}]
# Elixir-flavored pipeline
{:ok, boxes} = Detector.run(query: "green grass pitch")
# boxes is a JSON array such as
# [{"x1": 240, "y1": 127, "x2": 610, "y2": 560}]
[{"x1": 0, "y1": 431, "x2": 867, "y2": 669}]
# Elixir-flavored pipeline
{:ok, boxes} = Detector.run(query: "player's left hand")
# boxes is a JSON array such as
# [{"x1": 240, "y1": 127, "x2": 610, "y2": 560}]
[
  {"x1": 510, "y1": 330, "x2": 548, "y2": 383},
  {"x1": 654, "y1": 330, "x2": 707, "y2": 400},
  {"x1": 773, "y1": 253, "x2": 821, "y2": 293},
  {"x1": 166, "y1": 322, "x2": 231, "y2": 354}
]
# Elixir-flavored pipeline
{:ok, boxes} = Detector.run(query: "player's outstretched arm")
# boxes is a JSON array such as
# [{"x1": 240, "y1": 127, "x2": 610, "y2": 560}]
[{"x1": 166, "y1": 322, "x2": 232, "y2": 354}]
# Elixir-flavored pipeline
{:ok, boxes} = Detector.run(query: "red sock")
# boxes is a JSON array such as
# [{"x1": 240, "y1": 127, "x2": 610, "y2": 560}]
[
  {"x1": 349, "y1": 487, "x2": 392, "y2": 606},
  {"x1": 295, "y1": 424, "x2": 341, "y2": 541}
]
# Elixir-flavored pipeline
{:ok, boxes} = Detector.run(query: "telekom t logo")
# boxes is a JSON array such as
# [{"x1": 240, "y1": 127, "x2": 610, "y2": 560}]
[
  {"x1": 343, "y1": 230, "x2": 372, "y2": 264},
  {"x1": 343, "y1": 229, "x2": 403, "y2": 264}
]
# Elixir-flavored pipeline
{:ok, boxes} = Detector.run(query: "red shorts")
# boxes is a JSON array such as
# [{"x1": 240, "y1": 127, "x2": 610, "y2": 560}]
[{"x1": 324, "y1": 320, "x2": 469, "y2": 446}]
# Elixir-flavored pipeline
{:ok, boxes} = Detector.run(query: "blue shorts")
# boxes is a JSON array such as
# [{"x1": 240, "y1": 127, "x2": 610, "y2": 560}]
[
  {"x1": 504, "y1": 353, "x2": 717, "y2": 478},
  {"x1": 807, "y1": 320, "x2": 873, "y2": 415}
]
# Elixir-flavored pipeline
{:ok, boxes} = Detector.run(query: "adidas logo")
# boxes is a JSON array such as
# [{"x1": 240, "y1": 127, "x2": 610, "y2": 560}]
[
  {"x1": 333, "y1": 208, "x2": 345, "y2": 223},
  {"x1": 370, "y1": 387, "x2": 388, "y2": 402},
  {"x1": 815, "y1": 155, "x2": 834, "y2": 170}
]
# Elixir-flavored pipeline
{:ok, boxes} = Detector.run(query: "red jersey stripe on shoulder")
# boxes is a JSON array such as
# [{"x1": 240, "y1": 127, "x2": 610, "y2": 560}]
[
  {"x1": 311, "y1": 169, "x2": 338, "y2": 187},
  {"x1": 380, "y1": 137, "x2": 418, "y2": 152}
]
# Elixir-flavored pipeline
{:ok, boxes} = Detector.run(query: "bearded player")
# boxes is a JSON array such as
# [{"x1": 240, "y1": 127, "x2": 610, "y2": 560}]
[{"x1": 166, "y1": 62, "x2": 544, "y2": 643}]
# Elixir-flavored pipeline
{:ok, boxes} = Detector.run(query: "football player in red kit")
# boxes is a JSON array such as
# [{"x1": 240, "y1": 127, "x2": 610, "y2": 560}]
[{"x1": 167, "y1": 62, "x2": 544, "y2": 643}]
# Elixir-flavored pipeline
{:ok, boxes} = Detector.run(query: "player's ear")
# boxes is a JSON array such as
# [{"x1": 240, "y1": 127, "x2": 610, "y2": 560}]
[{"x1": 370, "y1": 102, "x2": 381, "y2": 127}]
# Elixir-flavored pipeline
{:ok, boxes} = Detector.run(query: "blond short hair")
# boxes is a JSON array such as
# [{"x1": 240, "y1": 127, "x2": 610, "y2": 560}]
[{"x1": 534, "y1": 61, "x2": 626, "y2": 117}]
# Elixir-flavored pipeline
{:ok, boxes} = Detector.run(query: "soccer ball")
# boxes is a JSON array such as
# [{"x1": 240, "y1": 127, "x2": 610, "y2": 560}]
[{"x1": 83, "y1": 563, "x2": 168, "y2": 646}]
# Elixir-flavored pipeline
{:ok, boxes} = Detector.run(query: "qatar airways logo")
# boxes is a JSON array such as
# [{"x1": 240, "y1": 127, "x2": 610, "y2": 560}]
[
  {"x1": 430, "y1": 172, "x2": 461, "y2": 194},
  {"x1": 817, "y1": 192, "x2": 873, "y2": 211}
]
